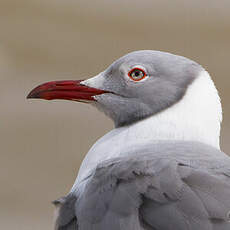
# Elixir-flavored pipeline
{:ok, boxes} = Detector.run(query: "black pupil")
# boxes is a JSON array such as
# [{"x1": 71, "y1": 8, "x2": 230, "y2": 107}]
[
  {"x1": 130, "y1": 69, "x2": 145, "y2": 79},
  {"x1": 135, "y1": 71, "x2": 140, "y2": 76}
]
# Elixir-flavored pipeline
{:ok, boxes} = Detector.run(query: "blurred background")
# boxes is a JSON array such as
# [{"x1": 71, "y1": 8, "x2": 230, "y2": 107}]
[{"x1": 0, "y1": 0, "x2": 229, "y2": 229}]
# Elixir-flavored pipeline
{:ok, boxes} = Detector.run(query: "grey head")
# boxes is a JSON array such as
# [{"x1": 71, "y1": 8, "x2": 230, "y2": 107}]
[
  {"x1": 27, "y1": 50, "x2": 221, "y2": 147},
  {"x1": 82, "y1": 50, "x2": 203, "y2": 127}
]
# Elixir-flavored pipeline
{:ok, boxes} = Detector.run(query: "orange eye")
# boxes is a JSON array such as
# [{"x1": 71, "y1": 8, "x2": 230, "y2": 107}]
[{"x1": 128, "y1": 68, "x2": 147, "y2": 81}]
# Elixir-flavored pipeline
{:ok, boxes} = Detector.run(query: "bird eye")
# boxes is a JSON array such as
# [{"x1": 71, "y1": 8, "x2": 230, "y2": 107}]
[{"x1": 128, "y1": 68, "x2": 146, "y2": 81}]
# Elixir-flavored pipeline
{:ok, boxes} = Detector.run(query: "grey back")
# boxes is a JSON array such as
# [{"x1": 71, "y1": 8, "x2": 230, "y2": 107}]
[{"x1": 54, "y1": 141, "x2": 230, "y2": 230}]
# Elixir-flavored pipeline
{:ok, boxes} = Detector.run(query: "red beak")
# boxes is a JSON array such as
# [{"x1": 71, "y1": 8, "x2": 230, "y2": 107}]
[{"x1": 27, "y1": 80, "x2": 108, "y2": 101}]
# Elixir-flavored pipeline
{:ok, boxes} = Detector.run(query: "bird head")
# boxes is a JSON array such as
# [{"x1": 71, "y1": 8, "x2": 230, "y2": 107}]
[{"x1": 27, "y1": 50, "x2": 222, "y2": 147}]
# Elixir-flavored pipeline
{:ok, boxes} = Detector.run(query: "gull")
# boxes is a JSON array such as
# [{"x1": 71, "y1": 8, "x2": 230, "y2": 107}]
[{"x1": 27, "y1": 50, "x2": 230, "y2": 230}]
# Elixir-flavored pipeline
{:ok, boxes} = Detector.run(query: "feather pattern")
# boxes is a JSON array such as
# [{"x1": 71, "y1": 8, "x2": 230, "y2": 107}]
[{"x1": 54, "y1": 142, "x2": 230, "y2": 230}]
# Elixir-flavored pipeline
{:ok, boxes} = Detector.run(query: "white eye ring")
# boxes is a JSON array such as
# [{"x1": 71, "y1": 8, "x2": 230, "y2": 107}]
[{"x1": 128, "y1": 67, "x2": 147, "y2": 81}]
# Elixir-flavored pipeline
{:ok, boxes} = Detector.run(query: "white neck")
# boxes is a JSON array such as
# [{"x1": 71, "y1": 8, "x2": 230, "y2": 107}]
[
  {"x1": 71, "y1": 70, "x2": 222, "y2": 192},
  {"x1": 130, "y1": 70, "x2": 222, "y2": 148}
]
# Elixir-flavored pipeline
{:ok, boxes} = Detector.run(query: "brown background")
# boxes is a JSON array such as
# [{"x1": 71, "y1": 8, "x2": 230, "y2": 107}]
[{"x1": 0, "y1": 1, "x2": 229, "y2": 229}]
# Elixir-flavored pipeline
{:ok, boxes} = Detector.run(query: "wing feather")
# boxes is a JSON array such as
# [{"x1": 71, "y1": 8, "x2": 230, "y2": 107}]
[
  {"x1": 54, "y1": 144, "x2": 230, "y2": 230},
  {"x1": 75, "y1": 157, "x2": 230, "y2": 229}
]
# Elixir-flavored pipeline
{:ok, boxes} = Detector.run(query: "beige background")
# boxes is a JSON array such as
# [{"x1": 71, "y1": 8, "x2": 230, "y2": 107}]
[{"x1": 0, "y1": 1, "x2": 230, "y2": 229}]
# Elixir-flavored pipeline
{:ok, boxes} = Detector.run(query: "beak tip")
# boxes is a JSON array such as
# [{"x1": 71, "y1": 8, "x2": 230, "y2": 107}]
[
  {"x1": 26, "y1": 94, "x2": 32, "y2": 99},
  {"x1": 27, "y1": 89, "x2": 41, "y2": 99}
]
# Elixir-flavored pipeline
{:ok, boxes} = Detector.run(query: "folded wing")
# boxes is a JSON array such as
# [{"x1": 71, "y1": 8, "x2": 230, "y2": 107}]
[{"x1": 55, "y1": 153, "x2": 230, "y2": 230}]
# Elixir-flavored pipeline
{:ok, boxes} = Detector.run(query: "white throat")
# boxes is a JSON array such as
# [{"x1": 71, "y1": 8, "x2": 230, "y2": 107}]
[
  {"x1": 132, "y1": 70, "x2": 222, "y2": 149},
  {"x1": 71, "y1": 70, "x2": 222, "y2": 191}
]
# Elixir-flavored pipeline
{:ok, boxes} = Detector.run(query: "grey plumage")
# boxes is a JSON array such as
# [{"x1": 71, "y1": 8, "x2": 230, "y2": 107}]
[
  {"x1": 88, "y1": 50, "x2": 202, "y2": 127},
  {"x1": 54, "y1": 195, "x2": 78, "y2": 230},
  {"x1": 55, "y1": 141, "x2": 230, "y2": 230},
  {"x1": 28, "y1": 50, "x2": 225, "y2": 230}
]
